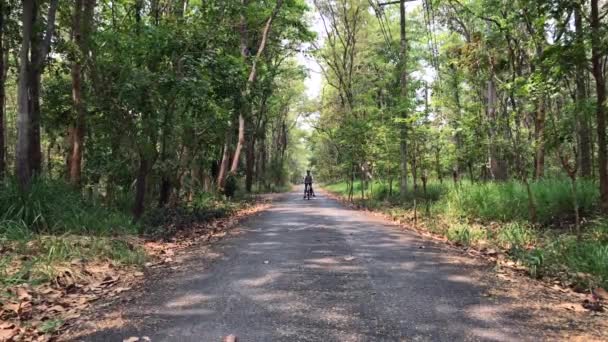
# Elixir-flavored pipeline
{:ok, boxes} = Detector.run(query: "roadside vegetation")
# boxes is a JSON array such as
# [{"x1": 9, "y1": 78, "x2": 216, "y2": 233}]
[
  {"x1": 308, "y1": 0, "x2": 608, "y2": 302},
  {"x1": 325, "y1": 179, "x2": 608, "y2": 289}
]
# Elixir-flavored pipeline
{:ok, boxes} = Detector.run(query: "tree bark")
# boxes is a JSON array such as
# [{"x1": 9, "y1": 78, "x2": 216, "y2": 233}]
[
  {"x1": 486, "y1": 75, "x2": 508, "y2": 181},
  {"x1": 591, "y1": 0, "x2": 608, "y2": 212},
  {"x1": 67, "y1": 0, "x2": 93, "y2": 187},
  {"x1": 217, "y1": 124, "x2": 233, "y2": 188},
  {"x1": 245, "y1": 133, "x2": 256, "y2": 192},
  {"x1": 398, "y1": 0, "x2": 409, "y2": 199},
  {"x1": 230, "y1": 0, "x2": 284, "y2": 174},
  {"x1": 0, "y1": 2, "x2": 6, "y2": 180},
  {"x1": 67, "y1": 0, "x2": 84, "y2": 187},
  {"x1": 133, "y1": 155, "x2": 150, "y2": 222},
  {"x1": 575, "y1": 5, "x2": 591, "y2": 178},
  {"x1": 534, "y1": 100, "x2": 545, "y2": 179},
  {"x1": 16, "y1": 0, "x2": 36, "y2": 190},
  {"x1": 16, "y1": 0, "x2": 59, "y2": 190}
]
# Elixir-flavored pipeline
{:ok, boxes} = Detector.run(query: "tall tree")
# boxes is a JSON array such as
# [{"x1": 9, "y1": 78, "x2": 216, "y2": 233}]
[
  {"x1": 398, "y1": 0, "x2": 409, "y2": 198},
  {"x1": 67, "y1": 0, "x2": 96, "y2": 187},
  {"x1": 218, "y1": 0, "x2": 286, "y2": 187},
  {"x1": 0, "y1": 0, "x2": 7, "y2": 180},
  {"x1": 590, "y1": 0, "x2": 608, "y2": 211},
  {"x1": 16, "y1": 0, "x2": 59, "y2": 190}
]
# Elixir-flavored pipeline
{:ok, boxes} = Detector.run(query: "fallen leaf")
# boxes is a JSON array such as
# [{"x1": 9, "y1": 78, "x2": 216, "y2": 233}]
[
  {"x1": 48, "y1": 305, "x2": 66, "y2": 313},
  {"x1": 16, "y1": 288, "x2": 32, "y2": 301},
  {"x1": 112, "y1": 287, "x2": 130, "y2": 296},
  {"x1": 593, "y1": 287, "x2": 608, "y2": 300},
  {"x1": 4, "y1": 303, "x2": 21, "y2": 314},
  {"x1": 0, "y1": 326, "x2": 18, "y2": 341},
  {"x1": 582, "y1": 299, "x2": 604, "y2": 312}
]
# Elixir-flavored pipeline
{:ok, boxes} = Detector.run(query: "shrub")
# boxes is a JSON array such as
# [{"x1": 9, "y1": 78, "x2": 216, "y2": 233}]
[
  {"x1": 224, "y1": 173, "x2": 238, "y2": 199},
  {"x1": 446, "y1": 224, "x2": 485, "y2": 246},
  {"x1": 496, "y1": 222, "x2": 536, "y2": 250},
  {"x1": 0, "y1": 178, "x2": 136, "y2": 237}
]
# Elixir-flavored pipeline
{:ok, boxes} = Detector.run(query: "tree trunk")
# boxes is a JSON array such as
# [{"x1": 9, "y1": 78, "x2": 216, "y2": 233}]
[
  {"x1": 29, "y1": 71, "x2": 42, "y2": 175},
  {"x1": 230, "y1": 112, "x2": 245, "y2": 172},
  {"x1": 591, "y1": 0, "x2": 608, "y2": 212},
  {"x1": 217, "y1": 124, "x2": 233, "y2": 188},
  {"x1": 575, "y1": 6, "x2": 591, "y2": 178},
  {"x1": 16, "y1": 0, "x2": 35, "y2": 190},
  {"x1": 0, "y1": 2, "x2": 6, "y2": 180},
  {"x1": 132, "y1": 155, "x2": 149, "y2": 222},
  {"x1": 398, "y1": 0, "x2": 409, "y2": 199},
  {"x1": 435, "y1": 147, "x2": 442, "y2": 183},
  {"x1": 16, "y1": 0, "x2": 59, "y2": 190},
  {"x1": 245, "y1": 134, "x2": 256, "y2": 192},
  {"x1": 68, "y1": 0, "x2": 84, "y2": 186},
  {"x1": 67, "y1": 0, "x2": 95, "y2": 187},
  {"x1": 486, "y1": 76, "x2": 508, "y2": 181},
  {"x1": 534, "y1": 100, "x2": 545, "y2": 179},
  {"x1": 158, "y1": 177, "x2": 171, "y2": 207}
]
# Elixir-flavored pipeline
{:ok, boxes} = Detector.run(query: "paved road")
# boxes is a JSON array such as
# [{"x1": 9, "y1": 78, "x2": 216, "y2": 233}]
[{"x1": 80, "y1": 192, "x2": 532, "y2": 342}]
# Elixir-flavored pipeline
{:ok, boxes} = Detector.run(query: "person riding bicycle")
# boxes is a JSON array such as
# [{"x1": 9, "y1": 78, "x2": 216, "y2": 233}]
[{"x1": 303, "y1": 170, "x2": 315, "y2": 198}]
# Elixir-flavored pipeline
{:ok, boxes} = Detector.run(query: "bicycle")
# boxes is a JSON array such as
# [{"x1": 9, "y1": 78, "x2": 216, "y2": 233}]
[{"x1": 304, "y1": 184, "x2": 312, "y2": 200}]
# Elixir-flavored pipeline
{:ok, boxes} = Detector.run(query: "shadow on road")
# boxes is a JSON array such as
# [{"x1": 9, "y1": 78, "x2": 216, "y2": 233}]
[{"x1": 75, "y1": 192, "x2": 544, "y2": 342}]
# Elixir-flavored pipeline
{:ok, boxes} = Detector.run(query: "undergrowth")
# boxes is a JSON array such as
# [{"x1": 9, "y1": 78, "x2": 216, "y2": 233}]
[
  {"x1": 0, "y1": 178, "x2": 259, "y2": 287},
  {"x1": 0, "y1": 178, "x2": 137, "y2": 236},
  {"x1": 325, "y1": 178, "x2": 608, "y2": 288}
]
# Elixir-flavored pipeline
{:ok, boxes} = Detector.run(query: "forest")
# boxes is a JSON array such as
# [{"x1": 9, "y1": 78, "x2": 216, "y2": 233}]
[
  {"x1": 0, "y1": 1, "x2": 313, "y2": 337},
  {"x1": 0, "y1": 0, "x2": 312, "y2": 224},
  {"x1": 1, "y1": 0, "x2": 608, "y2": 339},
  {"x1": 311, "y1": 0, "x2": 608, "y2": 293}
]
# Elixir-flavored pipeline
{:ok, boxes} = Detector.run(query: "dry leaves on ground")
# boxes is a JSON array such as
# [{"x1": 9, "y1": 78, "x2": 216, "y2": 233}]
[{"x1": 46, "y1": 200, "x2": 271, "y2": 341}]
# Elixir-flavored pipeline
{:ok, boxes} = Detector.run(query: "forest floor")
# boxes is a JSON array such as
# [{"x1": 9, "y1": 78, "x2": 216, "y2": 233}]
[
  {"x1": 58, "y1": 190, "x2": 607, "y2": 341},
  {"x1": 0, "y1": 193, "x2": 284, "y2": 342}
]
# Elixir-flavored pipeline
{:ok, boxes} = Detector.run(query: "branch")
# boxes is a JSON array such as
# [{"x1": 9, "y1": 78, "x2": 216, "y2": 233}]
[{"x1": 247, "y1": 0, "x2": 284, "y2": 87}]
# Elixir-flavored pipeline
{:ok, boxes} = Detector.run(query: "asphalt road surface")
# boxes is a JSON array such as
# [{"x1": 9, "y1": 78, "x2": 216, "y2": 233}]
[{"x1": 80, "y1": 191, "x2": 533, "y2": 342}]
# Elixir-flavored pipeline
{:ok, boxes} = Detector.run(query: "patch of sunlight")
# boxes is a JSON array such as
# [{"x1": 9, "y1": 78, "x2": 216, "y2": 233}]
[{"x1": 165, "y1": 294, "x2": 214, "y2": 308}]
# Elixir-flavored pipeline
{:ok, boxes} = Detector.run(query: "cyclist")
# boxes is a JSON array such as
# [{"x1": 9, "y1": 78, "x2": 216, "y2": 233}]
[{"x1": 303, "y1": 170, "x2": 315, "y2": 198}]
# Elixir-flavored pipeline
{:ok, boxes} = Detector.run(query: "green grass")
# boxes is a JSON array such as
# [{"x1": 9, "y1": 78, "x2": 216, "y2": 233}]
[
  {"x1": 0, "y1": 178, "x2": 144, "y2": 287},
  {"x1": 495, "y1": 222, "x2": 537, "y2": 250},
  {"x1": 446, "y1": 224, "x2": 486, "y2": 246},
  {"x1": 326, "y1": 178, "x2": 598, "y2": 224},
  {"x1": 324, "y1": 177, "x2": 607, "y2": 288},
  {"x1": 440, "y1": 178, "x2": 598, "y2": 224},
  {"x1": 0, "y1": 178, "x2": 138, "y2": 236},
  {"x1": 0, "y1": 232, "x2": 146, "y2": 287}
]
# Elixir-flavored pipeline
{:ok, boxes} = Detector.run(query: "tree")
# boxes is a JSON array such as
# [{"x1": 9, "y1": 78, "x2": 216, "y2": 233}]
[
  {"x1": 67, "y1": 0, "x2": 96, "y2": 187},
  {"x1": 16, "y1": 0, "x2": 59, "y2": 190},
  {"x1": 590, "y1": 0, "x2": 608, "y2": 212}
]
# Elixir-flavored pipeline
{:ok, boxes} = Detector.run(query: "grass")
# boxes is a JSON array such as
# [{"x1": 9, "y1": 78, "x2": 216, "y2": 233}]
[
  {"x1": 0, "y1": 178, "x2": 138, "y2": 236},
  {"x1": 440, "y1": 178, "x2": 598, "y2": 224},
  {"x1": 324, "y1": 178, "x2": 608, "y2": 288},
  {"x1": 446, "y1": 223, "x2": 486, "y2": 246}
]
